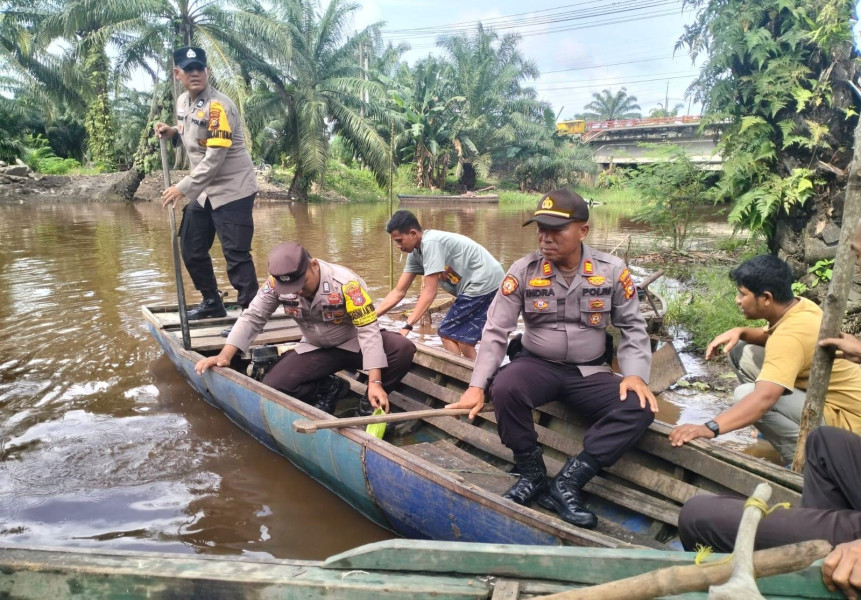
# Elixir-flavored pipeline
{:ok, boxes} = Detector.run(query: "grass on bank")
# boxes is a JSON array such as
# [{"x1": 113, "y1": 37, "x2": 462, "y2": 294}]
[
  {"x1": 659, "y1": 238, "x2": 768, "y2": 353},
  {"x1": 273, "y1": 160, "x2": 643, "y2": 205}
]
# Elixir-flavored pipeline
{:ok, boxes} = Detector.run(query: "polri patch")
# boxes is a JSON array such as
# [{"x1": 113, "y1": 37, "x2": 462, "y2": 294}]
[
  {"x1": 619, "y1": 268, "x2": 635, "y2": 300},
  {"x1": 501, "y1": 274, "x2": 519, "y2": 296},
  {"x1": 589, "y1": 313, "x2": 603, "y2": 326},
  {"x1": 344, "y1": 281, "x2": 377, "y2": 327},
  {"x1": 261, "y1": 276, "x2": 275, "y2": 294}
]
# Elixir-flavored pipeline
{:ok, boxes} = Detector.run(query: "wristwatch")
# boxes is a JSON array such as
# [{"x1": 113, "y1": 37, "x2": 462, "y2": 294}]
[
  {"x1": 704, "y1": 420, "x2": 720, "y2": 438},
  {"x1": 402, "y1": 322, "x2": 413, "y2": 331}
]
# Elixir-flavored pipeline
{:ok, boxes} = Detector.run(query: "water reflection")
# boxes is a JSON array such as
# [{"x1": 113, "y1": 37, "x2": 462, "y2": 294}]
[{"x1": 0, "y1": 199, "x2": 743, "y2": 558}]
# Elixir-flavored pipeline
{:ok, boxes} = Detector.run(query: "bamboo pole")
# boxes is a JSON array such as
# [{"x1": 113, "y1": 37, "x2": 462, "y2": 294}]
[{"x1": 792, "y1": 109, "x2": 861, "y2": 472}]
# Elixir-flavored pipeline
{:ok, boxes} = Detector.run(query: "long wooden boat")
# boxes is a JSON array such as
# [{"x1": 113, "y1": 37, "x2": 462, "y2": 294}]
[
  {"x1": 143, "y1": 304, "x2": 802, "y2": 550},
  {"x1": 0, "y1": 538, "x2": 839, "y2": 599},
  {"x1": 397, "y1": 193, "x2": 499, "y2": 203}
]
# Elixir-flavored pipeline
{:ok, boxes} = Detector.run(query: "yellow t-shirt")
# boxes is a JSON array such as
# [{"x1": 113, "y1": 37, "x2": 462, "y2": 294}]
[{"x1": 759, "y1": 297, "x2": 861, "y2": 433}]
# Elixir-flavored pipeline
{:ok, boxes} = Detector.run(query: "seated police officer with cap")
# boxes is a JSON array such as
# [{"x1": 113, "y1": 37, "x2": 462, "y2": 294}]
[
  {"x1": 155, "y1": 46, "x2": 259, "y2": 322},
  {"x1": 195, "y1": 242, "x2": 416, "y2": 416},
  {"x1": 448, "y1": 188, "x2": 657, "y2": 529}
]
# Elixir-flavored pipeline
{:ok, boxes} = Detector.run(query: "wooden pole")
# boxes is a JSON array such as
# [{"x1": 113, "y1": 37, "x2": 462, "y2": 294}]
[
  {"x1": 159, "y1": 138, "x2": 191, "y2": 350},
  {"x1": 389, "y1": 119, "x2": 395, "y2": 289},
  {"x1": 293, "y1": 407, "x2": 488, "y2": 434},
  {"x1": 530, "y1": 539, "x2": 831, "y2": 600},
  {"x1": 792, "y1": 111, "x2": 861, "y2": 472}
]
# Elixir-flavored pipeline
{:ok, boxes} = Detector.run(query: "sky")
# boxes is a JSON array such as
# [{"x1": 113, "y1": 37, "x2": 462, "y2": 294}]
[{"x1": 351, "y1": 0, "x2": 704, "y2": 121}]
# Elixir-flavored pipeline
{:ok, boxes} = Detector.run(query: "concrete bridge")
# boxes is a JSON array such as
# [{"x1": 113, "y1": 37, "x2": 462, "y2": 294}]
[{"x1": 565, "y1": 117, "x2": 725, "y2": 171}]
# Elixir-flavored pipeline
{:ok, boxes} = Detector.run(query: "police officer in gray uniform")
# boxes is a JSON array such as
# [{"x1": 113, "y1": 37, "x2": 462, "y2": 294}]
[
  {"x1": 449, "y1": 189, "x2": 657, "y2": 529},
  {"x1": 195, "y1": 242, "x2": 416, "y2": 415},
  {"x1": 155, "y1": 46, "x2": 259, "y2": 320}
]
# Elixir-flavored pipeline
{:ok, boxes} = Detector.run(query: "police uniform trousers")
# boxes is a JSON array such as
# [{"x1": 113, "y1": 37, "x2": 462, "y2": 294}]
[
  {"x1": 262, "y1": 331, "x2": 417, "y2": 403},
  {"x1": 490, "y1": 356, "x2": 654, "y2": 467},
  {"x1": 180, "y1": 194, "x2": 258, "y2": 307},
  {"x1": 679, "y1": 426, "x2": 861, "y2": 552}
]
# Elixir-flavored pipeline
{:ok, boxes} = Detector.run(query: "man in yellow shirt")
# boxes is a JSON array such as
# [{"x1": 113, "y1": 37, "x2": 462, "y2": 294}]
[{"x1": 669, "y1": 254, "x2": 861, "y2": 464}]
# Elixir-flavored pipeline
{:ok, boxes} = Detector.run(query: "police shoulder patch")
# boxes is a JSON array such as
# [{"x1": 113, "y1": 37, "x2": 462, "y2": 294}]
[
  {"x1": 501, "y1": 274, "x2": 519, "y2": 296},
  {"x1": 343, "y1": 280, "x2": 377, "y2": 327},
  {"x1": 260, "y1": 276, "x2": 276, "y2": 295},
  {"x1": 619, "y1": 268, "x2": 636, "y2": 300}
]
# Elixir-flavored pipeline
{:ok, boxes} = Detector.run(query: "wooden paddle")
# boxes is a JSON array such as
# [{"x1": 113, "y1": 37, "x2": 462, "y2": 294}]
[
  {"x1": 159, "y1": 137, "x2": 191, "y2": 350},
  {"x1": 293, "y1": 407, "x2": 488, "y2": 434}
]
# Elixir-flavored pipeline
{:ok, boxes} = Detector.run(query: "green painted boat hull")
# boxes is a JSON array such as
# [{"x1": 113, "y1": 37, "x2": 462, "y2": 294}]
[{"x1": 0, "y1": 540, "x2": 842, "y2": 599}]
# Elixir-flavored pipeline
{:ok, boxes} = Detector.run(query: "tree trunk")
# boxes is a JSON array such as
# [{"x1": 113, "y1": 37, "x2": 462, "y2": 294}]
[
  {"x1": 459, "y1": 161, "x2": 476, "y2": 191},
  {"x1": 83, "y1": 44, "x2": 116, "y2": 169},
  {"x1": 792, "y1": 111, "x2": 861, "y2": 471}
]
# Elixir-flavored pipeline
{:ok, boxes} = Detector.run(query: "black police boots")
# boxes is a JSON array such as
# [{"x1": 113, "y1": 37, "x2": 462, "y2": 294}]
[
  {"x1": 187, "y1": 297, "x2": 227, "y2": 320},
  {"x1": 538, "y1": 455, "x2": 599, "y2": 529},
  {"x1": 357, "y1": 393, "x2": 374, "y2": 417},
  {"x1": 502, "y1": 447, "x2": 548, "y2": 505},
  {"x1": 311, "y1": 375, "x2": 350, "y2": 414}
]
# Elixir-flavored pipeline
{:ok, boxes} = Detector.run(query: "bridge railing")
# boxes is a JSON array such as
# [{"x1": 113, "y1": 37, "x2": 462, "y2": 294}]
[{"x1": 586, "y1": 116, "x2": 701, "y2": 131}]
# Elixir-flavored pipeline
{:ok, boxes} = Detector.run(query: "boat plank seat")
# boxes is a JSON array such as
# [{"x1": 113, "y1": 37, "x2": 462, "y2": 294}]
[
  {"x1": 402, "y1": 344, "x2": 801, "y2": 504},
  {"x1": 385, "y1": 389, "x2": 683, "y2": 529},
  {"x1": 402, "y1": 440, "x2": 671, "y2": 550},
  {"x1": 400, "y1": 372, "x2": 703, "y2": 506}
]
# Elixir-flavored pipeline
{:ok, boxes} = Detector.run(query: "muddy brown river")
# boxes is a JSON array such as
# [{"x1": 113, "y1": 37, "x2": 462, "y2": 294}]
[{"x1": 0, "y1": 198, "x2": 769, "y2": 559}]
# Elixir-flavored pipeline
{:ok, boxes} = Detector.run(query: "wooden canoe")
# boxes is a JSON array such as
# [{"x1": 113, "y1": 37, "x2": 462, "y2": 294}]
[
  {"x1": 143, "y1": 304, "x2": 802, "y2": 550},
  {"x1": 0, "y1": 538, "x2": 840, "y2": 599},
  {"x1": 397, "y1": 193, "x2": 499, "y2": 203}
]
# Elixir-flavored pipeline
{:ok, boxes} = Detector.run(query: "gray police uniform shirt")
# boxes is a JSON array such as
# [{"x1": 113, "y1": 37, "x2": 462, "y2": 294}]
[
  {"x1": 404, "y1": 230, "x2": 504, "y2": 297},
  {"x1": 227, "y1": 260, "x2": 388, "y2": 370},
  {"x1": 470, "y1": 244, "x2": 652, "y2": 390},
  {"x1": 174, "y1": 85, "x2": 258, "y2": 208}
]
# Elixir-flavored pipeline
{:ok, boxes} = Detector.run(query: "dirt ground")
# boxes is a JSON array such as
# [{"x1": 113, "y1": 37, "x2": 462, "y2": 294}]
[{"x1": 133, "y1": 171, "x2": 295, "y2": 203}]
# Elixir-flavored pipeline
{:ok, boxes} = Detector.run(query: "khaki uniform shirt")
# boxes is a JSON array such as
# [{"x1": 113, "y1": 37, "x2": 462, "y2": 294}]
[
  {"x1": 470, "y1": 244, "x2": 652, "y2": 389},
  {"x1": 227, "y1": 260, "x2": 388, "y2": 370},
  {"x1": 174, "y1": 85, "x2": 258, "y2": 208}
]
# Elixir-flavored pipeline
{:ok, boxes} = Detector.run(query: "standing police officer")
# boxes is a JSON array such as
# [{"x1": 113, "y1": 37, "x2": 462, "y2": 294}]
[
  {"x1": 195, "y1": 243, "x2": 416, "y2": 415},
  {"x1": 155, "y1": 46, "x2": 259, "y2": 320},
  {"x1": 449, "y1": 189, "x2": 657, "y2": 529}
]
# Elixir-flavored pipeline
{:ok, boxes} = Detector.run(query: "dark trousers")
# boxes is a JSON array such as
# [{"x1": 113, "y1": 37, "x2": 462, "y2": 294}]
[
  {"x1": 490, "y1": 356, "x2": 654, "y2": 467},
  {"x1": 679, "y1": 426, "x2": 861, "y2": 552},
  {"x1": 180, "y1": 194, "x2": 258, "y2": 307},
  {"x1": 262, "y1": 331, "x2": 416, "y2": 403}
]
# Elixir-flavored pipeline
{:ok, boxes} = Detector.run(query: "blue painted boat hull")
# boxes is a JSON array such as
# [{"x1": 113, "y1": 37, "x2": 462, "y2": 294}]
[{"x1": 144, "y1": 318, "x2": 623, "y2": 548}]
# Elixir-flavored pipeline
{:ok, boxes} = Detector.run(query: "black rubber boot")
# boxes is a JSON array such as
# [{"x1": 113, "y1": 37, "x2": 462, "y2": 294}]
[
  {"x1": 187, "y1": 297, "x2": 227, "y2": 320},
  {"x1": 537, "y1": 455, "x2": 599, "y2": 529},
  {"x1": 311, "y1": 376, "x2": 350, "y2": 414},
  {"x1": 502, "y1": 447, "x2": 548, "y2": 506},
  {"x1": 356, "y1": 392, "x2": 374, "y2": 417}
]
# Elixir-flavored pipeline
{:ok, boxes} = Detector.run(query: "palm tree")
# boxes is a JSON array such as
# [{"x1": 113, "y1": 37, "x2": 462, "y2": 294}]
[
  {"x1": 648, "y1": 103, "x2": 685, "y2": 118},
  {"x1": 437, "y1": 24, "x2": 544, "y2": 189},
  {"x1": 388, "y1": 56, "x2": 468, "y2": 189},
  {"x1": 581, "y1": 88, "x2": 642, "y2": 121},
  {"x1": 248, "y1": 0, "x2": 390, "y2": 200}
]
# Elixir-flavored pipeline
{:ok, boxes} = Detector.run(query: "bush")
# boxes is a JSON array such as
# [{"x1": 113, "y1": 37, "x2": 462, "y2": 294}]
[
  {"x1": 37, "y1": 156, "x2": 82, "y2": 174},
  {"x1": 664, "y1": 264, "x2": 762, "y2": 354}
]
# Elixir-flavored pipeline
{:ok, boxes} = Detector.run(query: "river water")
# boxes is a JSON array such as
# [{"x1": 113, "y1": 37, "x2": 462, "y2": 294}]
[{"x1": 0, "y1": 198, "x2": 766, "y2": 559}]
